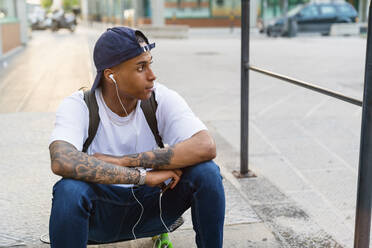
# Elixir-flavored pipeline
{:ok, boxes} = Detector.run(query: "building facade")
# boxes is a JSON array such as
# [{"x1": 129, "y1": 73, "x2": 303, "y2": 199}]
[
  {"x1": 80, "y1": 0, "x2": 259, "y2": 27},
  {"x1": 80, "y1": 0, "x2": 367, "y2": 29},
  {"x1": 0, "y1": 0, "x2": 28, "y2": 59}
]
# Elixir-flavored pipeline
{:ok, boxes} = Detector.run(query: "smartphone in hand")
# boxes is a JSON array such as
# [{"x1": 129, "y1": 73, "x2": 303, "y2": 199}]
[{"x1": 161, "y1": 178, "x2": 173, "y2": 193}]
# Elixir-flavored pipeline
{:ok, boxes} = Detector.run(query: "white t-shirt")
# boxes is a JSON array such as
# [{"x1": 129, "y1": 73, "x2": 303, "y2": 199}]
[{"x1": 50, "y1": 83, "x2": 207, "y2": 185}]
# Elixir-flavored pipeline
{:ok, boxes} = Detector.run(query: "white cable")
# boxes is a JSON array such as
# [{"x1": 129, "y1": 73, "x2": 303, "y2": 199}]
[
  {"x1": 159, "y1": 192, "x2": 171, "y2": 233},
  {"x1": 114, "y1": 82, "x2": 139, "y2": 152},
  {"x1": 113, "y1": 80, "x2": 145, "y2": 240},
  {"x1": 114, "y1": 82, "x2": 129, "y2": 117},
  {"x1": 131, "y1": 186, "x2": 144, "y2": 240},
  {"x1": 114, "y1": 80, "x2": 169, "y2": 238}
]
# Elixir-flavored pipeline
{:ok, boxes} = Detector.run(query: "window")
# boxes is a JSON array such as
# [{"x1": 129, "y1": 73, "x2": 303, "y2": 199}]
[
  {"x1": 216, "y1": 0, "x2": 224, "y2": 6},
  {"x1": 320, "y1": 5, "x2": 336, "y2": 15},
  {"x1": 0, "y1": 0, "x2": 16, "y2": 19},
  {"x1": 337, "y1": 4, "x2": 357, "y2": 15},
  {"x1": 300, "y1": 6, "x2": 318, "y2": 17}
]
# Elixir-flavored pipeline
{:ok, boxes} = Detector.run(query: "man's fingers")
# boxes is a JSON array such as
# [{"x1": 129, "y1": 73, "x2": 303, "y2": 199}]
[
  {"x1": 174, "y1": 169, "x2": 182, "y2": 177},
  {"x1": 147, "y1": 170, "x2": 183, "y2": 190},
  {"x1": 169, "y1": 170, "x2": 182, "y2": 189},
  {"x1": 170, "y1": 172, "x2": 180, "y2": 189}
]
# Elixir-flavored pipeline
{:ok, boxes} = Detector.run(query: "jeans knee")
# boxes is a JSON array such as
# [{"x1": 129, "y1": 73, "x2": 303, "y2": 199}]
[
  {"x1": 52, "y1": 178, "x2": 93, "y2": 215},
  {"x1": 185, "y1": 161, "x2": 223, "y2": 189},
  {"x1": 53, "y1": 178, "x2": 90, "y2": 196}
]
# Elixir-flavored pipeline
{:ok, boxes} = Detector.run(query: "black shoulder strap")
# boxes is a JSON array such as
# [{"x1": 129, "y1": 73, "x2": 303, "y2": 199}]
[
  {"x1": 82, "y1": 90, "x2": 100, "y2": 153},
  {"x1": 82, "y1": 89, "x2": 164, "y2": 152},
  {"x1": 141, "y1": 92, "x2": 164, "y2": 148}
]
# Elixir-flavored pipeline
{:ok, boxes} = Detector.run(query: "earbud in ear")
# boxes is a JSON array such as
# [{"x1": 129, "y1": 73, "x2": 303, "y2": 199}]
[{"x1": 109, "y1": 74, "x2": 116, "y2": 84}]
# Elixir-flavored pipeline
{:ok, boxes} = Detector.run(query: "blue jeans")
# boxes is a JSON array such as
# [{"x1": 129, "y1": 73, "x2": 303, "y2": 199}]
[{"x1": 49, "y1": 161, "x2": 225, "y2": 248}]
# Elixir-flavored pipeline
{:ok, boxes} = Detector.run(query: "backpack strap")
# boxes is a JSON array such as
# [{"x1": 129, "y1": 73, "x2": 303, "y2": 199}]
[
  {"x1": 82, "y1": 90, "x2": 100, "y2": 153},
  {"x1": 141, "y1": 92, "x2": 164, "y2": 148},
  {"x1": 82, "y1": 89, "x2": 164, "y2": 152}
]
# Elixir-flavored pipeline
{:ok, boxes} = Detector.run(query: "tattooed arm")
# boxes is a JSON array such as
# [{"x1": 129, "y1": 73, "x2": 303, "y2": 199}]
[
  {"x1": 49, "y1": 140, "x2": 182, "y2": 186},
  {"x1": 93, "y1": 130, "x2": 216, "y2": 170}
]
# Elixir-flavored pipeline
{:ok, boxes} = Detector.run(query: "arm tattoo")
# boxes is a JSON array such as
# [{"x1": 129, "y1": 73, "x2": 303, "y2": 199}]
[
  {"x1": 49, "y1": 140, "x2": 140, "y2": 184},
  {"x1": 122, "y1": 146, "x2": 175, "y2": 169}
]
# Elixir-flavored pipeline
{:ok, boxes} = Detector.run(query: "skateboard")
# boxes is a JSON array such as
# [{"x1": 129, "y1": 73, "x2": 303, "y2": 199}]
[
  {"x1": 152, "y1": 233, "x2": 173, "y2": 248},
  {"x1": 40, "y1": 216, "x2": 184, "y2": 247}
]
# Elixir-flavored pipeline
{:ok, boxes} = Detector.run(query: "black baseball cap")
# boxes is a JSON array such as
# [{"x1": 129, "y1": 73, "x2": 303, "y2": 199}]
[{"x1": 92, "y1": 26, "x2": 155, "y2": 90}]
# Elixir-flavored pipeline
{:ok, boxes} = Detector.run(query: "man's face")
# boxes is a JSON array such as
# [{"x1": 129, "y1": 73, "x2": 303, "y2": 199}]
[{"x1": 111, "y1": 48, "x2": 156, "y2": 100}]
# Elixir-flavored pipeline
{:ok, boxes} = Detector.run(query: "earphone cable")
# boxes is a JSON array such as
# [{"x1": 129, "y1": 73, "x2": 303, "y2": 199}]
[
  {"x1": 113, "y1": 79, "x2": 169, "y2": 237},
  {"x1": 114, "y1": 82, "x2": 139, "y2": 152},
  {"x1": 131, "y1": 186, "x2": 144, "y2": 240},
  {"x1": 159, "y1": 192, "x2": 171, "y2": 233},
  {"x1": 114, "y1": 82, "x2": 129, "y2": 117}
]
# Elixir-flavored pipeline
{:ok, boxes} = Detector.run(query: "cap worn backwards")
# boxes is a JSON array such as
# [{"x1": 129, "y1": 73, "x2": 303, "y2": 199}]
[{"x1": 91, "y1": 26, "x2": 155, "y2": 90}]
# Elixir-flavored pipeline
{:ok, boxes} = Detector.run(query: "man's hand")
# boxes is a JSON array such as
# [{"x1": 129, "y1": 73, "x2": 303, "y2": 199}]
[
  {"x1": 146, "y1": 169, "x2": 182, "y2": 189},
  {"x1": 92, "y1": 153, "x2": 183, "y2": 188}
]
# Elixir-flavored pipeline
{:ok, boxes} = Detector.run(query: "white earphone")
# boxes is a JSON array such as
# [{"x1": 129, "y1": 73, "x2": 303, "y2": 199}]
[
  {"x1": 109, "y1": 74, "x2": 116, "y2": 84},
  {"x1": 106, "y1": 73, "x2": 169, "y2": 238}
]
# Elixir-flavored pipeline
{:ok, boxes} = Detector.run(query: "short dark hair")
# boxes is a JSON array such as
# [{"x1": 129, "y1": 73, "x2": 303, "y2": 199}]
[{"x1": 135, "y1": 32, "x2": 148, "y2": 44}]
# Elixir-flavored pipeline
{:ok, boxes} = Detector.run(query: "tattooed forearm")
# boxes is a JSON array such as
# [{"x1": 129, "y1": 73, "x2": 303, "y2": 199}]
[
  {"x1": 122, "y1": 146, "x2": 175, "y2": 169},
  {"x1": 49, "y1": 140, "x2": 140, "y2": 184},
  {"x1": 143, "y1": 147, "x2": 174, "y2": 169},
  {"x1": 124, "y1": 153, "x2": 141, "y2": 167}
]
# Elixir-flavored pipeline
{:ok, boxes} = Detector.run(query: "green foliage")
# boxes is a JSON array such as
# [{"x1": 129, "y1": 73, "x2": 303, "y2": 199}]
[
  {"x1": 62, "y1": 0, "x2": 80, "y2": 12},
  {"x1": 41, "y1": 0, "x2": 53, "y2": 10}
]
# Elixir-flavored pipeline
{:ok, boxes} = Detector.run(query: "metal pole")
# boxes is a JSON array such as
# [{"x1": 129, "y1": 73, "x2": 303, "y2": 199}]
[
  {"x1": 233, "y1": 0, "x2": 255, "y2": 178},
  {"x1": 354, "y1": 2, "x2": 372, "y2": 247},
  {"x1": 120, "y1": 0, "x2": 124, "y2": 25},
  {"x1": 283, "y1": 0, "x2": 288, "y2": 18}
]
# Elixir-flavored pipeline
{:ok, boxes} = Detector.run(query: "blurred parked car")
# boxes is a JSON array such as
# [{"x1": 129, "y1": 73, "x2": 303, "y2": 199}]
[
  {"x1": 265, "y1": 1, "x2": 358, "y2": 37},
  {"x1": 51, "y1": 9, "x2": 77, "y2": 32},
  {"x1": 0, "y1": 8, "x2": 8, "y2": 19},
  {"x1": 28, "y1": 6, "x2": 51, "y2": 30}
]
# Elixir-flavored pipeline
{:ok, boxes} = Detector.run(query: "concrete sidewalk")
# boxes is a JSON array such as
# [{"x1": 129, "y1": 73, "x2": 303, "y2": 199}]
[
  {"x1": 0, "y1": 25, "x2": 357, "y2": 247},
  {"x1": 0, "y1": 112, "x2": 273, "y2": 248},
  {"x1": 0, "y1": 112, "x2": 339, "y2": 247}
]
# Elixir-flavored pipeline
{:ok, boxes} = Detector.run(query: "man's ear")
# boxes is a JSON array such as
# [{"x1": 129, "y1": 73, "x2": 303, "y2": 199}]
[{"x1": 103, "y1": 69, "x2": 114, "y2": 82}]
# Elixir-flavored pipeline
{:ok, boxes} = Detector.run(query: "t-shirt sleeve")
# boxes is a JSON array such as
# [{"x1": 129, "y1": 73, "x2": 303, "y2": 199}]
[
  {"x1": 50, "y1": 91, "x2": 89, "y2": 151},
  {"x1": 155, "y1": 85, "x2": 207, "y2": 146}
]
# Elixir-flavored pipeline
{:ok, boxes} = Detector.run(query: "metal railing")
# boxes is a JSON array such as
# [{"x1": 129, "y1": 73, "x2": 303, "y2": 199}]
[{"x1": 239, "y1": 0, "x2": 372, "y2": 247}]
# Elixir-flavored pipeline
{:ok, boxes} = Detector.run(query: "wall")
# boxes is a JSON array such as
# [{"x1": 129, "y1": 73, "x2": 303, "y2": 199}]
[
  {"x1": 138, "y1": 17, "x2": 241, "y2": 27},
  {"x1": 0, "y1": 0, "x2": 28, "y2": 58},
  {"x1": 1, "y1": 22, "x2": 21, "y2": 54}
]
